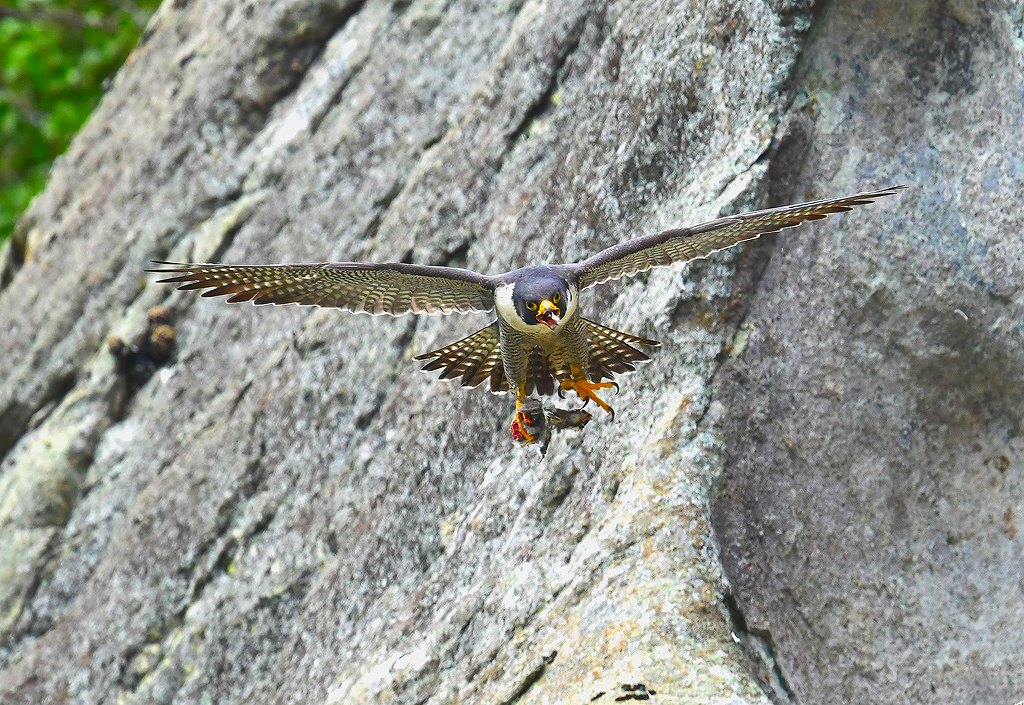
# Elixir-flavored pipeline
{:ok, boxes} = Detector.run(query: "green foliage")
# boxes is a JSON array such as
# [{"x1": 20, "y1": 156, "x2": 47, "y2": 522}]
[{"x1": 0, "y1": 0, "x2": 161, "y2": 242}]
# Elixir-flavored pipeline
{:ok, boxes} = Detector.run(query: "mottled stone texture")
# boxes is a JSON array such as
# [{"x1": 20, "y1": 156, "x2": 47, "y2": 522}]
[
  {"x1": 712, "y1": 2, "x2": 1024, "y2": 704},
  {"x1": 0, "y1": 1, "x2": 1018, "y2": 704}
]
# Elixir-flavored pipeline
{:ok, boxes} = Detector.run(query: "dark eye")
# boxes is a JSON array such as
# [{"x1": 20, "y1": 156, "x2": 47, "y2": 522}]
[
  {"x1": 526, "y1": 301, "x2": 538, "y2": 311},
  {"x1": 553, "y1": 292, "x2": 561, "y2": 304}
]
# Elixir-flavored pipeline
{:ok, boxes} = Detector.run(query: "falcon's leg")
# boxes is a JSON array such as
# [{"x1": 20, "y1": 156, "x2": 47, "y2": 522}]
[
  {"x1": 510, "y1": 385, "x2": 537, "y2": 443},
  {"x1": 560, "y1": 366, "x2": 617, "y2": 419}
]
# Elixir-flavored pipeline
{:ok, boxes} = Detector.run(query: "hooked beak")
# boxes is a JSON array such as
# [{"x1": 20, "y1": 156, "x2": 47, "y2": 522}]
[{"x1": 537, "y1": 299, "x2": 561, "y2": 329}]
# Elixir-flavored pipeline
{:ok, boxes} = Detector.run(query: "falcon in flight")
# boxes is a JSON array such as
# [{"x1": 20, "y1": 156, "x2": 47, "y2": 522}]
[{"x1": 151, "y1": 185, "x2": 904, "y2": 443}]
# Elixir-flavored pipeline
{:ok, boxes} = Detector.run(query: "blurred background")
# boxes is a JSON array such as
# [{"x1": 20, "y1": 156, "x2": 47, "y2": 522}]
[{"x1": 0, "y1": 0, "x2": 160, "y2": 242}]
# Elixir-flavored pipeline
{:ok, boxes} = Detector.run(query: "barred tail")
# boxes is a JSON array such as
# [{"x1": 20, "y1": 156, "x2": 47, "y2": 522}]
[{"x1": 414, "y1": 322, "x2": 509, "y2": 394}]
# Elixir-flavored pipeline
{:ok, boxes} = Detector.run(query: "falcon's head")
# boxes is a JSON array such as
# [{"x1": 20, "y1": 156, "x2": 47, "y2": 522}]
[{"x1": 511, "y1": 272, "x2": 573, "y2": 330}]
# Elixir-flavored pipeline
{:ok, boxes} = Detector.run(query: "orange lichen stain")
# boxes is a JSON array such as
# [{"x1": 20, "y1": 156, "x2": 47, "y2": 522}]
[
  {"x1": 1004, "y1": 506, "x2": 1017, "y2": 539},
  {"x1": 720, "y1": 289, "x2": 746, "y2": 321},
  {"x1": 655, "y1": 395, "x2": 695, "y2": 455},
  {"x1": 601, "y1": 621, "x2": 642, "y2": 655},
  {"x1": 687, "y1": 518, "x2": 708, "y2": 541},
  {"x1": 675, "y1": 396, "x2": 694, "y2": 419},
  {"x1": 711, "y1": 19, "x2": 738, "y2": 39},
  {"x1": 695, "y1": 309, "x2": 717, "y2": 331}
]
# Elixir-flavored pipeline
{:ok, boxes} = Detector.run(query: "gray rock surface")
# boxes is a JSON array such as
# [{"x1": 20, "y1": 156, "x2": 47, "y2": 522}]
[
  {"x1": 0, "y1": 1, "x2": 1019, "y2": 704},
  {"x1": 712, "y1": 2, "x2": 1024, "y2": 704}
]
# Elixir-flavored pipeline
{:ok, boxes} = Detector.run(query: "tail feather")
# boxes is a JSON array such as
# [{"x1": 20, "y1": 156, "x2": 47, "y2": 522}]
[
  {"x1": 525, "y1": 347, "x2": 557, "y2": 396},
  {"x1": 416, "y1": 318, "x2": 660, "y2": 397},
  {"x1": 581, "y1": 318, "x2": 660, "y2": 382},
  {"x1": 415, "y1": 322, "x2": 510, "y2": 394}
]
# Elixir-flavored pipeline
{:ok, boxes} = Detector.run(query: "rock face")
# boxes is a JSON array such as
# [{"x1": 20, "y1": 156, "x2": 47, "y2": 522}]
[{"x1": 0, "y1": 1, "x2": 1019, "y2": 703}]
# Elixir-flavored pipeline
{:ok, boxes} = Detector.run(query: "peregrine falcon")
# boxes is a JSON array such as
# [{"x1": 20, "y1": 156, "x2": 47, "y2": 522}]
[{"x1": 150, "y1": 185, "x2": 904, "y2": 443}]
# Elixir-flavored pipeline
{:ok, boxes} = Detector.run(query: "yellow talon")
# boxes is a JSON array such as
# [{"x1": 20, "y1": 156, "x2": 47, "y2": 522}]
[
  {"x1": 560, "y1": 369, "x2": 616, "y2": 417},
  {"x1": 511, "y1": 386, "x2": 536, "y2": 443}
]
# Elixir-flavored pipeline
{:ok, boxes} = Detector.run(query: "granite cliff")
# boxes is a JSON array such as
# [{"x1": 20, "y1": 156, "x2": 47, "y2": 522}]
[{"x1": 0, "y1": 1, "x2": 1021, "y2": 703}]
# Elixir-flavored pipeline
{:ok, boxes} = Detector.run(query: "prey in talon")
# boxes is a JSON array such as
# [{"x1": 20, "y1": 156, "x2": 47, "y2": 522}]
[
  {"x1": 510, "y1": 398, "x2": 593, "y2": 456},
  {"x1": 149, "y1": 186, "x2": 906, "y2": 446}
]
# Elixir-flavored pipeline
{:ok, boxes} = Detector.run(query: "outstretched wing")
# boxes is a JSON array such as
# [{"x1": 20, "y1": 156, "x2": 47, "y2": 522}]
[
  {"x1": 148, "y1": 261, "x2": 496, "y2": 316},
  {"x1": 569, "y1": 185, "x2": 906, "y2": 289}
]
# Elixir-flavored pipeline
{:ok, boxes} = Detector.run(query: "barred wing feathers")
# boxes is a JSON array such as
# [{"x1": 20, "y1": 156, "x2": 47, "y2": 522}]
[
  {"x1": 582, "y1": 318, "x2": 660, "y2": 382},
  {"x1": 571, "y1": 185, "x2": 906, "y2": 289},
  {"x1": 149, "y1": 261, "x2": 495, "y2": 316},
  {"x1": 415, "y1": 322, "x2": 509, "y2": 393}
]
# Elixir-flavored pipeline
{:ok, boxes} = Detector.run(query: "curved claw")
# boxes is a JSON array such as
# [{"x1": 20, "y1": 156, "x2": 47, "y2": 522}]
[
  {"x1": 609, "y1": 381, "x2": 620, "y2": 394},
  {"x1": 559, "y1": 374, "x2": 615, "y2": 417},
  {"x1": 557, "y1": 386, "x2": 566, "y2": 400}
]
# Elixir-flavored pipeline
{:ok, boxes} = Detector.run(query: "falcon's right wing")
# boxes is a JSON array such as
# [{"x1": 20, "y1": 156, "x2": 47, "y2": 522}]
[{"x1": 149, "y1": 261, "x2": 496, "y2": 316}]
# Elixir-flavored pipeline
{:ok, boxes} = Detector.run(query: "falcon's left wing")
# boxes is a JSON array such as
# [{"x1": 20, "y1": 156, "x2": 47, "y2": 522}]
[
  {"x1": 149, "y1": 261, "x2": 496, "y2": 316},
  {"x1": 568, "y1": 185, "x2": 906, "y2": 289}
]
